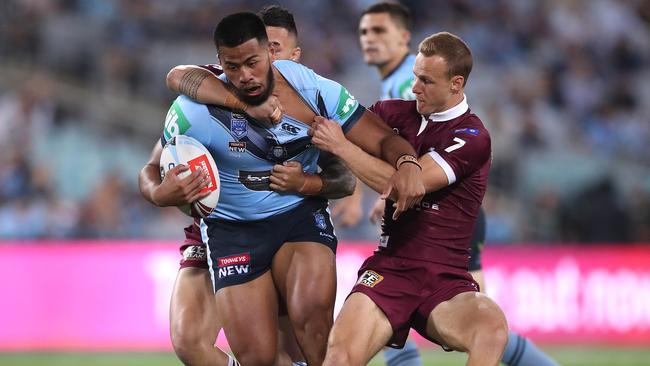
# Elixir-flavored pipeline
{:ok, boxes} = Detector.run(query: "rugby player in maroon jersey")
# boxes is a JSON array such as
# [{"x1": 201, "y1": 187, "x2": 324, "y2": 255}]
[{"x1": 312, "y1": 32, "x2": 508, "y2": 366}]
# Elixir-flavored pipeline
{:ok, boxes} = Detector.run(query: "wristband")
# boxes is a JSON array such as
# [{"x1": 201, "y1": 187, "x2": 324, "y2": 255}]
[
  {"x1": 224, "y1": 92, "x2": 248, "y2": 112},
  {"x1": 298, "y1": 174, "x2": 323, "y2": 195},
  {"x1": 396, "y1": 154, "x2": 422, "y2": 170}
]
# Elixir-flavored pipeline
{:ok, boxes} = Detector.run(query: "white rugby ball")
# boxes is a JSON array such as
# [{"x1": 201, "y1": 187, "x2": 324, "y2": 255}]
[{"x1": 160, "y1": 135, "x2": 220, "y2": 218}]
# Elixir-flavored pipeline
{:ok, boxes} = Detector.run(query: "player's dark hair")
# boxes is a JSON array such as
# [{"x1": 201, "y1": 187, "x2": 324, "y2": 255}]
[
  {"x1": 419, "y1": 32, "x2": 473, "y2": 86},
  {"x1": 259, "y1": 5, "x2": 298, "y2": 38},
  {"x1": 213, "y1": 12, "x2": 268, "y2": 49},
  {"x1": 361, "y1": 2, "x2": 411, "y2": 31}
]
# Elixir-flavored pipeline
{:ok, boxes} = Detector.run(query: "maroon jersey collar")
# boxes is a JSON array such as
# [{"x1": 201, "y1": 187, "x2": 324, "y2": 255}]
[
  {"x1": 425, "y1": 94, "x2": 468, "y2": 122},
  {"x1": 417, "y1": 95, "x2": 469, "y2": 135}
]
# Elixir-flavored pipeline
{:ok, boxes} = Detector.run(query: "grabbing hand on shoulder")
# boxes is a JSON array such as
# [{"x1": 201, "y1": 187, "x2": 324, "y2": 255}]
[{"x1": 310, "y1": 116, "x2": 351, "y2": 156}]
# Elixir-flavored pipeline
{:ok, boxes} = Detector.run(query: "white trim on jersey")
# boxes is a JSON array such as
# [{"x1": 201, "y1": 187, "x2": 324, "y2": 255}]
[
  {"x1": 426, "y1": 94, "x2": 469, "y2": 122},
  {"x1": 427, "y1": 151, "x2": 457, "y2": 185},
  {"x1": 417, "y1": 116, "x2": 428, "y2": 136},
  {"x1": 200, "y1": 219, "x2": 216, "y2": 293}
]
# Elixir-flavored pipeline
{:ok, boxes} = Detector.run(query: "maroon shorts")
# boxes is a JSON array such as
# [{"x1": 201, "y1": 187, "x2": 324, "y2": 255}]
[
  {"x1": 179, "y1": 220, "x2": 208, "y2": 269},
  {"x1": 350, "y1": 252, "x2": 479, "y2": 348}
]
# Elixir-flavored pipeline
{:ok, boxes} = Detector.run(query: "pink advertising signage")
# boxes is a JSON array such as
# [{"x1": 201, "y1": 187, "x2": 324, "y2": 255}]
[{"x1": 0, "y1": 242, "x2": 648, "y2": 350}]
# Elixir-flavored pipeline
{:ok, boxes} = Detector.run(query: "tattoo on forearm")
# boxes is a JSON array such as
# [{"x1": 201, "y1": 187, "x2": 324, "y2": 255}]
[
  {"x1": 318, "y1": 157, "x2": 357, "y2": 199},
  {"x1": 179, "y1": 69, "x2": 210, "y2": 100}
]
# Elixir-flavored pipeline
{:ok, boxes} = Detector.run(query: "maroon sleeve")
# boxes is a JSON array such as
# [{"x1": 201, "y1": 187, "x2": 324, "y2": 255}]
[
  {"x1": 368, "y1": 100, "x2": 384, "y2": 116},
  {"x1": 180, "y1": 218, "x2": 203, "y2": 252},
  {"x1": 428, "y1": 125, "x2": 491, "y2": 183},
  {"x1": 197, "y1": 64, "x2": 223, "y2": 77}
]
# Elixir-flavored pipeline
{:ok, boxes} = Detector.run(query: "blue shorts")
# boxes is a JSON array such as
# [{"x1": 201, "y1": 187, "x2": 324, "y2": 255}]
[{"x1": 204, "y1": 198, "x2": 337, "y2": 292}]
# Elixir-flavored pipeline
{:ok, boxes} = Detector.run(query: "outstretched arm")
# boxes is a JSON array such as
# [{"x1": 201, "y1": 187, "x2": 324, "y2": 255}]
[
  {"x1": 311, "y1": 118, "x2": 448, "y2": 213},
  {"x1": 166, "y1": 65, "x2": 281, "y2": 124},
  {"x1": 313, "y1": 111, "x2": 426, "y2": 218}
]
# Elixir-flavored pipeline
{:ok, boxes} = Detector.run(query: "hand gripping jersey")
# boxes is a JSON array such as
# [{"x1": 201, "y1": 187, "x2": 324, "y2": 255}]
[
  {"x1": 381, "y1": 54, "x2": 416, "y2": 100},
  {"x1": 370, "y1": 97, "x2": 491, "y2": 269},
  {"x1": 161, "y1": 60, "x2": 364, "y2": 221}
]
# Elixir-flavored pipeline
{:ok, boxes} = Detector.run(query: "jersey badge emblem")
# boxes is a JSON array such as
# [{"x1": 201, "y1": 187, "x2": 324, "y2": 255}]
[
  {"x1": 357, "y1": 270, "x2": 384, "y2": 288},
  {"x1": 454, "y1": 128, "x2": 479, "y2": 136},
  {"x1": 314, "y1": 211, "x2": 327, "y2": 230},
  {"x1": 231, "y1": 118, "x2": 248, "y2": 138}
]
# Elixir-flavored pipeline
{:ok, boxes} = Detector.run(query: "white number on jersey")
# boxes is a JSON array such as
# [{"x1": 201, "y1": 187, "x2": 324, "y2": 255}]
[{"x1": 444, "y1": 137, "x2": 466, "y2": 153}]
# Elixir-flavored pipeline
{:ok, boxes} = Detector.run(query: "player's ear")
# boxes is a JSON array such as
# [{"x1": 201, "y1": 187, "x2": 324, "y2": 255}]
[
  {"x1": 291, "y1": 47, "x2": 302, "y2": 62},
  {"x1": 450, "y1": 75, "x2": 464, "y2": 94},
  {"x1": 401, "y1": 29, "x2": 411, "y2": 47},
  {"x1": 268, "y1": 45, "x2": 278, "y2": 61}
]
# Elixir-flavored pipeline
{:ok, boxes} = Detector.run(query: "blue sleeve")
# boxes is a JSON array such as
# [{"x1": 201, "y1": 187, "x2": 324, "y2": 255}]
[
  {"x1": 315, "y1": 74, "x2": 366, "y2": 134},
  {"x1": 161, "y1": 96, "x2": 214, "y2": 148}
]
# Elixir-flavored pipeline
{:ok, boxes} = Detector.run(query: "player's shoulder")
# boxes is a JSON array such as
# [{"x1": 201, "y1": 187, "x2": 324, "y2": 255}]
[
  {"x1": 173, "y1": 95, "x2": 207, "y2": 112},
  {"x1": 274, "y1": 60, "x2": 316, "y2": 82},
  {"x1": 169, "y1": 95, "x2": 215, "y2": 126},
  {"x1": 456, "y1": 111, "x2": 490, "y2": 136},
  {"x1": 446, "y1": 110, "x2": 491, "y2": 151},
  {"x1": 273, "y1": 59, "x2": 304, "y2": 69},
  {"x1": 371, "y1": 99, "x2": 418, "y2": 119}
]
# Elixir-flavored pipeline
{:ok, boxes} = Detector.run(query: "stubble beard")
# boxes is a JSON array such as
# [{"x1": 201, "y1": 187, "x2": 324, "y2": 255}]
[{"x1": 234, "y1": 66, "x2": 275, "y2": 106}]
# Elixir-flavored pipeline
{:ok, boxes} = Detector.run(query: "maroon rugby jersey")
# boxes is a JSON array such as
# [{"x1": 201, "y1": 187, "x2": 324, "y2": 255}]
[{"x1": 370, "y1": 98, "x2": 491, "y2": 269}]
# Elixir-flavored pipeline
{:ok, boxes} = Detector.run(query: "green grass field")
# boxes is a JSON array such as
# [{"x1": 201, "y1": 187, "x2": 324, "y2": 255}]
[{"x1": 1, "y1": 348, "x2": 649, "y2": 366}]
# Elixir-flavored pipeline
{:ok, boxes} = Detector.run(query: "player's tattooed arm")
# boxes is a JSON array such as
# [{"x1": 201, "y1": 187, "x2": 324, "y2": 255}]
[
  {"x1": 316, "y1": 152, "x2": 356, "y2": 199},
  {"x1": 177, "y1": 68, "x2": 210, "y2": 100},
  {"x1": 269, "y1": 152, "x2": 355, "y2": 199},
  {"x1": 166, "y1": 65, "x2": 282, "y2": 124},
  {"x1": 167, "y1": 66, "x2": 246, "y2": 109}
]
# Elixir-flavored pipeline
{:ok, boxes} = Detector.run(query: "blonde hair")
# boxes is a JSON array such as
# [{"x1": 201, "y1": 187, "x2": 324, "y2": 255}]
[{"x1": 418, "y1": 32, "x2": 472, "y2": 86}]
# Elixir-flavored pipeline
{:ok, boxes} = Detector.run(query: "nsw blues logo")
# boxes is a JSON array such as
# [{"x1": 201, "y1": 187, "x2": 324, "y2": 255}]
[
  {"x1": 314, "y1": 212, "x2": 327, "y2": 230},
  {"x1": 231, "y1": 118, "x2": 248, "y2": 138}
]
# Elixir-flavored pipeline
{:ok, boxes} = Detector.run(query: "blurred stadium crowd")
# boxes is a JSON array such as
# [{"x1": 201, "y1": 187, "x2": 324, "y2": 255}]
[{"x1": 1, "y1": 0, "x2": 649, "y2": 243}]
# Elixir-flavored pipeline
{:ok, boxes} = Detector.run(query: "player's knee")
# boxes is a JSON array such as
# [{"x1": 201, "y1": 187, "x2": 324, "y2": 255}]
[
  {"x1": 471, "y1": 309, "x2": 508, "y2": 353},
  {"x1": 290, "y1": 298, "x2": 333, "y2": 336},
  {"x1": 170, "y1": 322, "x2": 203, "y2": 362},
  {"x1": 481, "y1": 320, "x2": 508, "y2": 350}
]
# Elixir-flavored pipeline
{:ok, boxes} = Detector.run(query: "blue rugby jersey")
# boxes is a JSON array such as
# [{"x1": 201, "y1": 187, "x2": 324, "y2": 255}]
[
  {"x1": 161, "y1": 60, "x2": 364, "y2": 221},
  {"x1": 381, "y1": 54, "x2": 416, "y2": 101}
]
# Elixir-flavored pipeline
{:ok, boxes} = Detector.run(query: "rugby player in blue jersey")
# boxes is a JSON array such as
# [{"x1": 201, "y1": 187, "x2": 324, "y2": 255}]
[
  {"x1": 144, "y1": 11, "x2": 424, "y2": 366},
  {"x1": 141, "y1": 7, "x2": 350, "y2": 366}
]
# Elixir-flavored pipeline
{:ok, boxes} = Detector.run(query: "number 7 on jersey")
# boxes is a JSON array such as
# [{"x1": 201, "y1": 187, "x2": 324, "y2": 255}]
[{"x1": 444, "y1": 137, "x2": 466, "y2": 153}]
